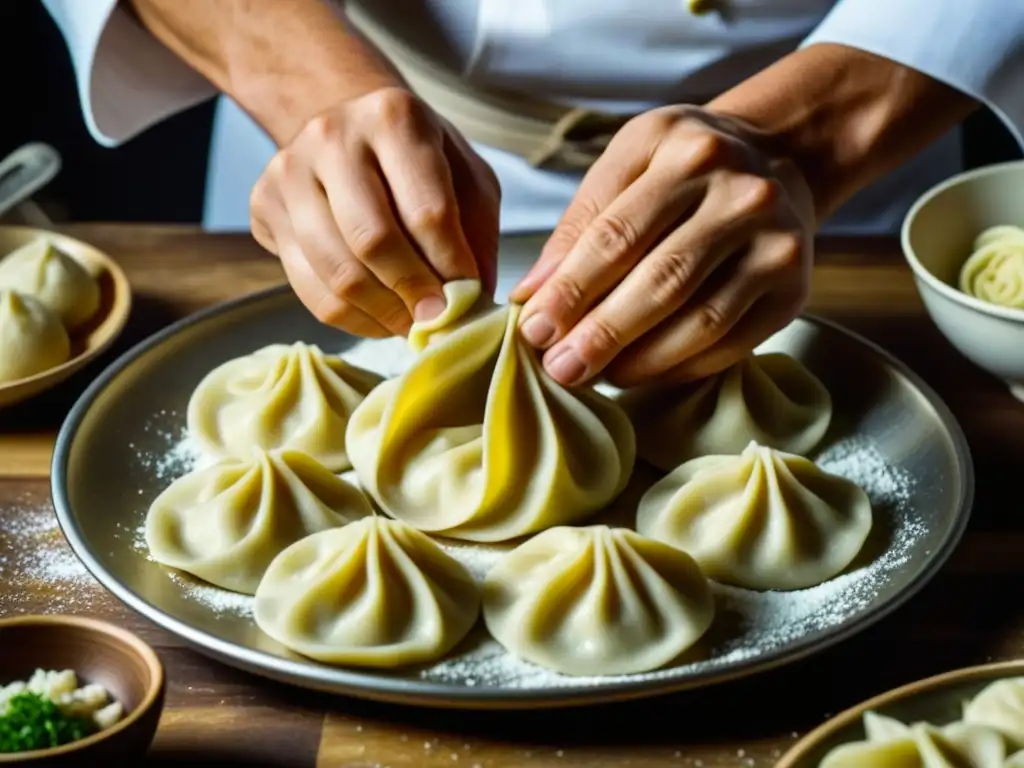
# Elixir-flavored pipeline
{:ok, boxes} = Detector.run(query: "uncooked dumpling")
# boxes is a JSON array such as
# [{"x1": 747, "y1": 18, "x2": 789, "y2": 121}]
[
  {"x1": 145, "y1": 448, "x2": 372, "y2": 593},
  {"x1": 636, "y1": 440, "x2": 871, "y2": 590},
  {"x1": 616, "y1": 352, "x2": 832, "y2": 471},
  {"x1": 0, "y1": 290, "x2": 70, "y2": 383},
  {"x1": 820, "y1": 711, "x2": 1010, "y2": 767},
  {"x1": 963, "y1": 678, "x2": 1024, "y2": 747},
  {"x1": 0, "y1": 237, "x2": 100, "y2": 330},
  {"x1": 346, "y1": 280, "x2": 636, "y2": 543},
  {"x1": 482, "y1": 525, "x2": 714, "y2": 676},
  {"x1": 253, "y1": 516, "x2": 480, "y2": 667},
  {"x1": 187, "y1": 342, "x2": 383, "y2": 471}
]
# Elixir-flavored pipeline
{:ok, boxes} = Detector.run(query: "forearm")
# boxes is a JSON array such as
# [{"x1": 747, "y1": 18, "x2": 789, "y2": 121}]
[
  {"x1": 126, "y1": 0, "x2": 402, "y2": 144},
  {"x1": 708, "y1": 43, "x2": 979, "y2": 223}
]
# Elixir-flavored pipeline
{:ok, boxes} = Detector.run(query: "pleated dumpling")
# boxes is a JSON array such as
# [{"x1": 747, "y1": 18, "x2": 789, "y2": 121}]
[
  {"x1": 145, "y1": 448, "x2": 372, "y2": 593},
  {"x1": 963, "y1": 678, "x2": 1024, "y2": 747},
  {"x1": 253, "y1": 516, "x2": 480, "y2": 667},
  {"x1": 187, "y1": 342, "x2": 383, "y2": 471},
  {"x1": 0, "y1": 237, "x2": 100, "y2": 330},
  {"x1": 617, "y1": 352, "x2": 831, "y2": 471},
  {"x1": 346, "y1": 279, "x2": 636, "y2": 543},
  {"x1": 0, "y1": 290, "x2": 70, "y2": 383},
  {"x1": 482, "y1": 525, "x2": 714, "y2": 676},
  {"x1": 820, "y1": 712, "x2": 1010, "y2": 767},
  {"x1": 636, "y1": 441, "x2": 871, "y2": 590}
]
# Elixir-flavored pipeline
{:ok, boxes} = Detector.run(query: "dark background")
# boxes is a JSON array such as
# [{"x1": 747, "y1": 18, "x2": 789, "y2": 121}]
[{"x1": 3, "y1": 1, "x2": 1021, "y2": 225}]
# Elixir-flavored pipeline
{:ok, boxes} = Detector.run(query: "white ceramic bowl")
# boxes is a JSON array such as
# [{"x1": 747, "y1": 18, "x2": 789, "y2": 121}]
[{"x1": 901, "y1": 160, "x2": 1024, "y2": 403}]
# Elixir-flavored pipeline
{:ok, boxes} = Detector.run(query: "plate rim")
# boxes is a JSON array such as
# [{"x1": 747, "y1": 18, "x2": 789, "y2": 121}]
[
  {"x1": 776, "y1": 659, "x2": 1024, "y2": 766},
  {"x1": 51, "y1": 281, "x2": 976, "y2": 709}
]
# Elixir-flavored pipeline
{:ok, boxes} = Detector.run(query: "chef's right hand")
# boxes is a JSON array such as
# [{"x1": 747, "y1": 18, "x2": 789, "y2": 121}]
[{"x1": 250, "y1": 86, "x2": 501, "y2": 338}]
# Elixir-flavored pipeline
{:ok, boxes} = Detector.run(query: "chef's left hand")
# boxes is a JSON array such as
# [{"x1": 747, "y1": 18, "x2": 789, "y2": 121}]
[{"x1": 511, "y1": 105, "x2": 816, "y2": 388}]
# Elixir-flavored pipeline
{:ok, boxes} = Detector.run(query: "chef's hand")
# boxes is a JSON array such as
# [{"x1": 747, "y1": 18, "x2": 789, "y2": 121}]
[
  {"x1": 250, "y1": 86, "x2": 501, "y2": 338},
  {"x1": 511, "y1": 105, "x2": 815, "y2": 388}
]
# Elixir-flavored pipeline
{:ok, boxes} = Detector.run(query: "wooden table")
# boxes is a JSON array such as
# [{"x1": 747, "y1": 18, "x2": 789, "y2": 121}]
[{"x1": 1, "y1": 224, "x2": 1021, "y2": 768}]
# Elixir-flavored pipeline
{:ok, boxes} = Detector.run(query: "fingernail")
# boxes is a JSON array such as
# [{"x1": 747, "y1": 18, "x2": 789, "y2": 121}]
[
  {"x1": 414, "y1": 295, "x2": 446, "y2": 322},
  {"x1": 545, "y1": 347, "x2": 587, "y2": 385},
  {"x1": 520, "y1": 313, "x2": 556, "y2": 347}
]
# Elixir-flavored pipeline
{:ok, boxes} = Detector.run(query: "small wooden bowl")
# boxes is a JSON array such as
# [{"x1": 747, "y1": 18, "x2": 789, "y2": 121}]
[
  {"x1": 0, "y1": 226, "x2": 132, "y2": 408},
  {"x1": 0, "y1": 615, "x2": 165, "y2": 765},
  {"x1": 777, "y1": 659, "x2": 1024, "y2": 766}
]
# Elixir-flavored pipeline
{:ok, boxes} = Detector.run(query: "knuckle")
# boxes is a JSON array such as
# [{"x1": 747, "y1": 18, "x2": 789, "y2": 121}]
[
  {"x1": 545, "y1": 274, "x2": 587, "y2": 317},
  {"x1": 347, "y1": 221, "x2": 394, "y2": 264},
  {"x1": 577, "y1": 315, "x2": 624, "y2": 361},
  {"x1": 587, "y1": 213, "x2": 640, "y2": 259},
  {"x1": 648, "y1": 249, "x2": 701, "y2": 304},
  {"x1": 692, "y1": 301, "x2": 728, "y2": 336},
  {"x1": 312, "y1": 295, "x2": 349, "y2": 327},
  {"x1": 406, "y1": 199, "x2": 451, "y2": 233},
  {"x1": 733, "y1": 175, "x2": 782, "y2": 216},
  {"x1": 326, "y1": 258, "x2": 370, "y2": 300},
  {"x1": 390, "y1": 273, "x2": 435, "y2": 300},
  {"x1": 304, "y1": 113, "x2": 342, "y2": 144},
  {"x1": 762, "y1": 230, "x2": 806, "y2": 272},
  {"x1": 687, "y1": 131, "x2": 729, "y2": 170},
  {"x1": 369, "y1": 87, "x2": 421, "y2": 130}
]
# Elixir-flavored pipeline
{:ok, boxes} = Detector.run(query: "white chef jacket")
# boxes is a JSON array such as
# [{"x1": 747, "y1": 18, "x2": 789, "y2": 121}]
[{"x1": 41, "y1": 0, "x2": 1024, "y2": 241}]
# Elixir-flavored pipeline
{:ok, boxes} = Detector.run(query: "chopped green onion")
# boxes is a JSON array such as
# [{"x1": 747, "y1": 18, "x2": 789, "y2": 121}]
[{"x1": 0, "y1": 691, "x2": 96, "y2": 753}]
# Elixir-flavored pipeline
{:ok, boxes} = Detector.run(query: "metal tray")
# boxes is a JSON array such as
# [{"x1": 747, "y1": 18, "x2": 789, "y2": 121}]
[{"x1": 52, "y1": 263, "x2": 973, "y2": 709}]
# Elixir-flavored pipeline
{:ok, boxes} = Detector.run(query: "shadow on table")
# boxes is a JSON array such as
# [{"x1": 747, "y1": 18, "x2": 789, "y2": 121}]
[{"x1": 144, "y1": 747, "x2": 300, "y2": 767}]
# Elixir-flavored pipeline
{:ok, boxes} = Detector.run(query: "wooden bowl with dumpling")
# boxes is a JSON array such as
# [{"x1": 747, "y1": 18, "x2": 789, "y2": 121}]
[
  {"x1": 0, "y1": 226, "x2": 131, "y2": 408},
  {"x1": 777, "y1": 659, "x2": 1024, "y2": 766}
]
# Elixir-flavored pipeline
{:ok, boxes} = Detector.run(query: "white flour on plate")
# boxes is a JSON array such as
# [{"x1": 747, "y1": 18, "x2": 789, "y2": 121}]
[{"x1": 133, "y1": 399, "x2": 924, "y2": 690}]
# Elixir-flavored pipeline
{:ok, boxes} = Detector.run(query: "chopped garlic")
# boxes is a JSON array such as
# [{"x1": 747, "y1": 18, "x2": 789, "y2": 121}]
[{"x1": 0, "y1": 669, "x2": 124, "y2": 730}]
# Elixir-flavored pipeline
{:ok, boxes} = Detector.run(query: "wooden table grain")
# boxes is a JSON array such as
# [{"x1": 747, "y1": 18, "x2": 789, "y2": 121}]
[{"x1": 1, "y1": 224, "x2": 1022, "y2": 768}]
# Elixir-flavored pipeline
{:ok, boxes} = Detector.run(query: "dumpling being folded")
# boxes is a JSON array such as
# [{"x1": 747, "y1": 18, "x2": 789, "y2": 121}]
[
  {"x1": 253, "y1": 516, "x2": 480, "y2": 668},
  {"x1": 636, "y1": 441, "x2": 871, "y2": 590},
  {"x1": 482, "y1": 525, "x2": 714, "y2": 676},
  {"x1": 0, "y1": 290, "x2": 70, "y2": 383},
  {"x1": 0, "y1": 237, "x2": 100, "y2": 330},
  {"x1": 187, "y1": 342, "x2": 383, "y2": 471},
  {"x1": 145, "y1": 448, "x2": 372, "y2": 593},
  {"x1": 820, "y1": 711, "x2": 1010, "y2": 767},
  {"x1": 963, "y1": 678, "x2": 1024, "y2": 747},
  {"x1": 616, "y1": 352, "x2": 832, "y2": 471},
  {"x1": 346, "y1": 279, "x2": 636, "y2": 543}
]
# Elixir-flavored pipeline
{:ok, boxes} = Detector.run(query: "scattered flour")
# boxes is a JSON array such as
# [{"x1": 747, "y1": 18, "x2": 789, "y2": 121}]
[
  {"x1": 131, "y1": 414, "x2": 925, "y2": 692},
  {"x1": 420, "y1": 435, "x2": 923, "y2": 689},
  {"x1": 0, "y1": 494, "x2": 101, "y2": 612}
]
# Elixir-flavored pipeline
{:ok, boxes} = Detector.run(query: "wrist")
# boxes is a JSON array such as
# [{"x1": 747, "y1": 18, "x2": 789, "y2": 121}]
[
  {"x1": 129, "y1": 0, "x2": 405, "y2": 146},
  {"x1": 707, "y1": 43, "x2": 978, "y2": 223}
]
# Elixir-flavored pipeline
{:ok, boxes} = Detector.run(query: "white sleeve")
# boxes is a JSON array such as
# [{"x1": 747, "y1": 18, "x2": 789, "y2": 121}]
[
  {"x1": 802, "y1": 0, "x2": 1024, "y2": 148},
  {"x1": 41, "y1": 0, "x2": 217, "y2": 148}
]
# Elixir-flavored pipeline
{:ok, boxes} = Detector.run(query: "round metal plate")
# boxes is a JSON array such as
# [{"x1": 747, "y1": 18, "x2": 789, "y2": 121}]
[{"x1": 52, "y1": 262, "x2": 973, "y2": 709}]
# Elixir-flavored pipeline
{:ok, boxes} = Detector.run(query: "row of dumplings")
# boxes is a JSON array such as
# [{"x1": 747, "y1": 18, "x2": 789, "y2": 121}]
[
  {"x1": 145, "y1": 279, "x2": 873, "y2": 674},
  {"x1": 0, "y1": 237, "x2": 102, "y2": 383},
  {"x1": 821, "y1": 677, "x2": 1024, "y2": 767}
]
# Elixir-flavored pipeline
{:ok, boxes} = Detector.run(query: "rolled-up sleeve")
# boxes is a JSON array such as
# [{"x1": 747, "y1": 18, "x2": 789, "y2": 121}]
[
  {"x1": 802, "y1": 0, "x2": 1024, "y2": 147},
  {"x1": 41, "y1": 0, "x2": 217, "y2": 147}
]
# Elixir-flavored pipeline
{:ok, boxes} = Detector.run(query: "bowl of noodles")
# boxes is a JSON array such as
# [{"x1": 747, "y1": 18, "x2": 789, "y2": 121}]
[{"x1": 902, "y1": 160, "x2": 1024, "y2": 402}]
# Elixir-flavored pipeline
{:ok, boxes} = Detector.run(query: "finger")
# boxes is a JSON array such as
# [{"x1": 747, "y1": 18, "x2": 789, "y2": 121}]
[
  {"x1": 510, "y1": 125, "x2": 652, "y2": 302},
  {"x1": 517, "y1": 170, "x2": 705, "y2": 350},
  {"x1": 282, "y1": 161, "x2": 413, "y2": 336},
  {"x1": 275, "y1": 222, "x2": 392, "y2": 338},
  {"x1": 375, "y1": 119, "x2": 480, "y2": 284},
  {"x1": 314, "y1": 149, "x2": 445, "y2": 324},
  {"x1": 545, "y1": 243, "x2": 766, "y2": 387},
  {"x1": 603, "y1": 252, "x2": 777, "y2": 387},
  {"x1": 443, "y1": 128, "x2": 501, "y2": 295},
  {"x1": 633, "y1": 296, "x2": 795, "y2": 385}
]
